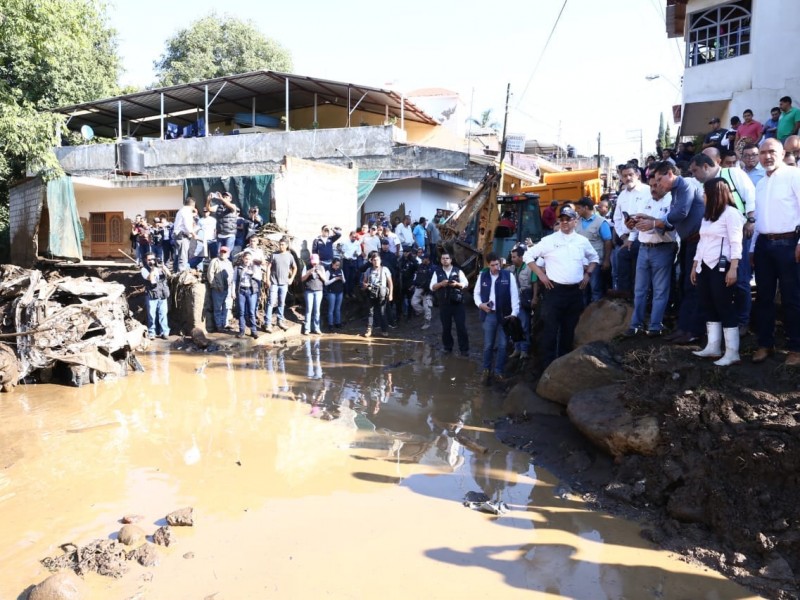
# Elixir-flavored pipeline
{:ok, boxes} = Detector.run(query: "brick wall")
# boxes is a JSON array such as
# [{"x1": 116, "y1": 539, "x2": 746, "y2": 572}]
[{"x1": 9, "y1": 178, "x2": 45, "y2": 267}]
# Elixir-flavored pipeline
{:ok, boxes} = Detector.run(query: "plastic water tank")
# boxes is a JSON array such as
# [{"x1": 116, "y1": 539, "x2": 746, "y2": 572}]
[{"x1": 117, "y1": 140, "x2": 144, "y2": 175}]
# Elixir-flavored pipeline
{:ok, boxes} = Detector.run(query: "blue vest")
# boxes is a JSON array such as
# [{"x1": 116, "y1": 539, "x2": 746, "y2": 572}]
[{"x1": 478, "y1": 269, "x2": 512, "y2": 322}]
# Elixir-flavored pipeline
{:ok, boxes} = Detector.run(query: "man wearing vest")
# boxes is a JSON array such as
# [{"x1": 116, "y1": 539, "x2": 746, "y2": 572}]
[
  {"x1": 474, "y1": 252, "x2": 519, "y2": 386},
  {"x1": 690, "y1": 151, "x2": 756, "y2": 336},
  {"x1": 429, "y1": 251, "x2": 469, "y2": 356},
  {"x1": 141, "y1": 252, "x2": 171, "y2": 340},
  {"x1": 576, "y1": 197, "x2": 613, "y2": 304}
]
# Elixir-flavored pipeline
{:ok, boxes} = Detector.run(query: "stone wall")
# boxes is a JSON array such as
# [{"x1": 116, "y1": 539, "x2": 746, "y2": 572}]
[{"x1": 9, "y1": 178, "x2": 45, "y2": 267}]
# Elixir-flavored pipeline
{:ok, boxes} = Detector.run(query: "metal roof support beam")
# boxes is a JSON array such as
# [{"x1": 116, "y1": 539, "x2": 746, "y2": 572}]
[
  {"x1": 347, "y1": 86, "x2": 351, "y2": 128},
  {"x1": 314, "y1": 93, "x2": 318, "y2": 125},
  {"x1": 401, "y1": 94, "x2": 405, "y2": 130},
  {"x1": 348, "y1": 91, "x2": 369, "y2": 119},
  {"x1": 252, "y1": 97, "x2": 256, "y2": 127},
  {"x1": 285, "y1": 76, "x2": 289, "y2": 132},
  {"x1": 117, "y1": 101, "x2": 122, "y2": 142},
  {"x1": 204, "y1": 85, "x2": 208, "y2": 137},
  {"x1": 160, "y1": 93, "x2": 164, "y2": 139}
]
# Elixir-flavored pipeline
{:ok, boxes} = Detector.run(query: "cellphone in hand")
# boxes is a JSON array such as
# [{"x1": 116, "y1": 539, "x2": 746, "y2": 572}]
[{"x1": 622, "y1": 211, "x2": 631, "y2": 220}]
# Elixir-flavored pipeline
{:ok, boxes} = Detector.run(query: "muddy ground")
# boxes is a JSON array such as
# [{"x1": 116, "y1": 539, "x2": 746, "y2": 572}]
[{"x1": 39, "y1": 261, "x2": 797, "y2": 598}]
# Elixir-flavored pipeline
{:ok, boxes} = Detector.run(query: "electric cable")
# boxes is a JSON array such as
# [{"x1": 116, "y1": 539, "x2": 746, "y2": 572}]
[{"x1": 516, "y1": 0, "x2": 569, "y2": 107}]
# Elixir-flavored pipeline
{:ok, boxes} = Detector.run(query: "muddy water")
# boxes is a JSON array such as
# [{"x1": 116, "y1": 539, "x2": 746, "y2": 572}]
[{"x1": 0, "y1": 336, "x2": 758, "y2": 599}]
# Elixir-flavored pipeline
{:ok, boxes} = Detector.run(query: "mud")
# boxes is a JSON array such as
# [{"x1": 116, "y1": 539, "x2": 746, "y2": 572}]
[{"x1": 0, "y1": 327, "x2": 758, "y2": 599}]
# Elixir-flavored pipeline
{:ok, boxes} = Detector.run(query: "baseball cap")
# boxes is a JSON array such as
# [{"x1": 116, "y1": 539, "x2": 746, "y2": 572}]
[
  {"x1": 219, "y1": 246, "x2": 229, "y2": 253},
  {"x1": 559, "y1": 207, "x2": 578, "y2": 220}
]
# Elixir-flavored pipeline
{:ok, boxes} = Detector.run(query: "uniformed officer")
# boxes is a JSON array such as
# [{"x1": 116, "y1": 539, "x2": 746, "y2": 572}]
[
  {"x1": 524, "y1": 207, "x2": 599, "y2": 368},
  {"x1": 429, "y1": 251, "x2": 469, "y2": 356}
]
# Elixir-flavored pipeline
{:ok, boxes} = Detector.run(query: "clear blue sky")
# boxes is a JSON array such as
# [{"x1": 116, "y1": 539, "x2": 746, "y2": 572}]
[{"x1": 110, "y1": 0, "x2": 685, "y2": 162}]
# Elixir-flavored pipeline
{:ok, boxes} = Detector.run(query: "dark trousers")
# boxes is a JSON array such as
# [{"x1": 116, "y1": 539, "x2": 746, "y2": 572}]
[
  {"x1": 367, "y1": 298, "x2": 388, "y2": 333},
  {"x1": 616, "y1": 240, "x2": 639, "y2": 292},
  {"x1": 736, "y1": 235, "x2": 752, "y2": 325},
  {"x1": 696, "y1": 263, "x2": 737, "y2": 327},
  {"x1": 677, "y1": 239, "x2": 703, "y2": 335},
  {"x1": 753, "y1": 237, "x2": 800, "y2": 351},
  {"x1": 539, "y1": 284, "x2": 584, "y2": 368},
  {"x1": 344, "y1": 259, "x2": 358, "y2": 295},
  {"x1": 439, "y1": 302, "x2": 469, "y2": 352},
  {"x1": 237, "y1": 285, "x2": 260, "y2": 333}
]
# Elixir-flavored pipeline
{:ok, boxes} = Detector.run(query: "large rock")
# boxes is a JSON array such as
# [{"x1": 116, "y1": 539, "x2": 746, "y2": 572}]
[
  {"x1": 574, "y1": 299, "x2": 634, "y2": 346},
  {"x1": 567, "y1": 384, "x2": 660, "y2": 457},
  {"x1": 118, "y1": 524, "x2": 146, "y2": 546},
  {"x1": 166, "y1": 507, "x2": 194, "y2": 526},
  {"x1": 28, "y1": 572, "x2": 84, "y2": 600},
  {"x1": 501, "y1": 382, "x2": 563, "y2": 416},
  {"x1": 536, "y1": 342, "x2": 625, "y2": 405}
]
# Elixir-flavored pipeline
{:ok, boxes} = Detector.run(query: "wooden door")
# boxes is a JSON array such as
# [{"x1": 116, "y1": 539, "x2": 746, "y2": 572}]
[{"x1": 89, "y1": 212, "x2": 125, "y2": 259}]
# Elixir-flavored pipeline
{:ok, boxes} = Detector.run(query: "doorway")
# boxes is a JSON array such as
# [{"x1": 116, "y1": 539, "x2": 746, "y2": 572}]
[{"x1": 88, "y1": 212, "x2": 125, "y2": 259}]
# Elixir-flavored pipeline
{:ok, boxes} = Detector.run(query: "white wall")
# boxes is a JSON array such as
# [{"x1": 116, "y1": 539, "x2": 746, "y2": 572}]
[
  {"x1": 76, "y1": 184, "x2": 183, "y2": 220},
  {"x1": 364, "y1": 178, "x2": 464, "y2": 225}
]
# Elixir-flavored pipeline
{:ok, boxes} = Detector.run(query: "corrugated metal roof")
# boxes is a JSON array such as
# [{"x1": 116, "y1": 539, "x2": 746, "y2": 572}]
[{"x1": 53, "y1": 70, "x2": 438, "y2": 139}]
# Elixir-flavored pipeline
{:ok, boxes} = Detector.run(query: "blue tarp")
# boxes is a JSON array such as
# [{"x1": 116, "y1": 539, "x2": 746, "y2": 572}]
[{"x1": 46, "y1": 176, "x2": 84, "y2": 261}]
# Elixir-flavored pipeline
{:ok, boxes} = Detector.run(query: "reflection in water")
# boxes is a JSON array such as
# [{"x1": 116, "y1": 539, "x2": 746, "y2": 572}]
[{"x1": 0, "y1": 337, "x2": 759, "y2": 600}]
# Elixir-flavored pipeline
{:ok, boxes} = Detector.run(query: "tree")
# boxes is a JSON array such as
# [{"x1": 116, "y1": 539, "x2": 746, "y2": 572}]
[
  {"x1": 657, "y1": 112, "x2": 666, "y2": 150},
  {"x1": 664, "y1": 123, "x2": 673, "y2": 149},
  {"x1": 0, "y1": 0, "x2": 122, "y2": 258},
  {"x1": 154, "y1": 13, "x2": 293, "y2": 87},
  {"x1": 468, "y1": 109, "x2": 501, "y2": 133}
]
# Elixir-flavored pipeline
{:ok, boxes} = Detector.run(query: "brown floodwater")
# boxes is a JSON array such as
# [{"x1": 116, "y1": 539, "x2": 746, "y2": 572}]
[{"x1": 0, "y1": 335, "x2": 760, "y2": 599}]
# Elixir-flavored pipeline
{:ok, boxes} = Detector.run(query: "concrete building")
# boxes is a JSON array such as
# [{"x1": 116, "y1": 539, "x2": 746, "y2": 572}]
[
  {"x1": 10, "y1": 70, "x2": 538, "y2": 265},
  {"x1": 667, "y1": 0, "x2": 800, "y2": 136}
]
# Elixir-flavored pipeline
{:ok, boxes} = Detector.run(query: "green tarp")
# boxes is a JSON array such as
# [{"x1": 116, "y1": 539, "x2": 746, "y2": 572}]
[
  {"x1": 357, "y1": 170, "x2": 382, "y2": 211},
  {"x1": 183, "y1": 175, "x2": 274, "y2": 217},
  {"x1": 46, "y1": 176, "x2": 84, "y2": 261}
]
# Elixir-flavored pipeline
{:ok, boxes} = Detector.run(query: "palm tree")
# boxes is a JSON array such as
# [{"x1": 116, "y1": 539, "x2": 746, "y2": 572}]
[{"x1": 469, "y1": 109, "x2": 501, "y2": 133}]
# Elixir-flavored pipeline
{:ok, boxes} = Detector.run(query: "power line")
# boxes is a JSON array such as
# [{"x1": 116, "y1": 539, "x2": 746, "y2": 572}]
[{"x1": 516, "y1": 0, "x2": 569, "y2": 107}]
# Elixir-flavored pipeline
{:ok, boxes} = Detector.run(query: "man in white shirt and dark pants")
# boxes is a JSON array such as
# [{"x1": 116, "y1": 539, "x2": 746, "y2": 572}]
[
  {"x1": 612, "y1": 164, "x2": 651, "y2": 298},
  {"x1": 172, "y1": 196, "x2": 196, "y2": 272},
  {"x1": 524, "y1": 207, "x2": 599, "y2": 369},
  {"x1": 750, "y1": 139, "x2": 800, "y2": 366}
]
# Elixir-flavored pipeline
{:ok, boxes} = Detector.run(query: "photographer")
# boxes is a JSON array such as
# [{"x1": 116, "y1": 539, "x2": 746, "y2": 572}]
[
  {"x1": 149, "y1": 217, "x2": 165, "y2": 262},
  {"x1": 206, "y1": 191, "x2": 238, "y2": 252},
  {"x1": 429, "y1": 251, "x2": 469, "y2": 355},
  {"x1": 141, "y1": 252, "x2": 171, "y2": 340},
  {"x1": 361, "y1": 251, "x2": 393, "y2": 338}
]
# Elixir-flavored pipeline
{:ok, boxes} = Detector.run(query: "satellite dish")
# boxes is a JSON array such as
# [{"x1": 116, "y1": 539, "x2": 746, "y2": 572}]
[{"x1": 80, "y1": 125, "x2": 94, "y2": 141}]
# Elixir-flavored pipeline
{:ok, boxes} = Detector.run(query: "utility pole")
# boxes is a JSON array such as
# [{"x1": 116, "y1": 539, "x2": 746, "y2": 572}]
[
  {"x1": 597, "y1": 132, "x2": 601, "y2": 169},
  {"x1": 499, "y1": 83, "x2": 511, "y2": 164}
]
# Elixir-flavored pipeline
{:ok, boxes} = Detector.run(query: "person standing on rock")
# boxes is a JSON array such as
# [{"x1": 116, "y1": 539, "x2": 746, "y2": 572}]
[
  {"x1": 690, "y1": 178, "x2": 744, "y2": 366},
  {"x1": 141, "y1": 252, "x2": 171, "y2": 340},
  {"x1": 524, "y1": 207, "x2": 599, "y2": 369},
  {"x1": 474, "y1": 252, "x2": 519, "y2": 385},
  {"x1": 429, "y1": 251, "x2": 469, "y2": 355},
  {"x1": 207, "y1": 246, "x2": 234, "y2": 332},
  {"x1": 264, "y1": 237, "x2": 297, "y2": 333}
]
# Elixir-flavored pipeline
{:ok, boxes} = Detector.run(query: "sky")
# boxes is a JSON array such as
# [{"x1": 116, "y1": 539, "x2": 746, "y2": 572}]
[{"x1": 108, "y1": 0, "x2": 686, "y2": 163}]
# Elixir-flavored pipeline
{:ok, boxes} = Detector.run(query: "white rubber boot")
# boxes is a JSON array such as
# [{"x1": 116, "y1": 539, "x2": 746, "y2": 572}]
[
  {"x1": 693, "y1": 322, "x2": 722, "y2": 358},
  {"x1": 714, "y1": 327, "x2": 740, "y2": 366}
]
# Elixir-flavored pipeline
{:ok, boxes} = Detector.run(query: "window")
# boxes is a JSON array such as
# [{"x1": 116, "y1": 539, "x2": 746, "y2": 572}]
[{"x1": 686, "y1": 0, "x2": 751, "y2": 67}]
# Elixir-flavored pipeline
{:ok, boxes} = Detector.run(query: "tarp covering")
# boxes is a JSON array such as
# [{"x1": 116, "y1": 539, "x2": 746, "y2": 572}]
[
  {"x1": 357, "y1": 169, "x2": 382, "y2": 212},
  {"x1": 184, "y1": 175, "x2": 273, "y2": 217},
  {"x1": 46, "y1": 176, "x2": 84, "y2": 261}
]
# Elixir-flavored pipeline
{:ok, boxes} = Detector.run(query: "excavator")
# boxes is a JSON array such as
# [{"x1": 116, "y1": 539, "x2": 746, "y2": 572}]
[{"x1": 438, "y1": 165, "x2": 603, "y2": 282}]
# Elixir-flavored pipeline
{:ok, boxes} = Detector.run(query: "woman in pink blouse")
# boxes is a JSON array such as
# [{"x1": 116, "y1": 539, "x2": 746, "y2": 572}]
[{"x1": 690, "y1": 178, "x2": 745, "y2": 366}]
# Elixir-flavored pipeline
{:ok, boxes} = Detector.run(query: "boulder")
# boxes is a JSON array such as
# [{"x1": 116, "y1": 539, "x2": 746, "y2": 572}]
[
  {"x1": 28, "y1": 572, "x2": 84, "y2": 600},
  {"x1": 127, "y1": 543, "x2": 159, "y2": 567},
  {"x1": 501, "y1": 382, "x2": 563, "y2": 417},
  {"x1": 153, "y1": 525, "x2": 173, "y2": 547},
  {"x1": 567, "y1": 384, "x2": 660, "y2": 457},
  {"x1": 536, "y1": 342, "x2": 625, "y2": 405},
  {"x1": 574, "y1": 299, "x2": 633, "y2": 346},
  {"x1": 118, "y1": 524, "x2": 146, "y2": 546},
  {"x1": 166, "y1": 507, "x2": 194, "y2": 526}
]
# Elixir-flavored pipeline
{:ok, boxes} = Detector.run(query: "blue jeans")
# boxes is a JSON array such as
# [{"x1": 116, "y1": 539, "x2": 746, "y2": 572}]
[
  {"x1": 753, "y1": 236, "x2": 800, "y2": 351},
  {"x1": 137, "y1": 242, "x2": 151, "y2": 265},
  {"x1": 736, "y1": 235, "x2": 752, "y2": 326},
  {"x1": 584, "y1": 266, "x2": 604, "y2": 304},
  {"x1": 326, "y1": 291, "x2": 343, "y2": 326},
  {"x1": 304, "y1": 289, "x2": 323, "y2": 333},
  {"x1": 481, "y1": 313, "x2": 508, "y2": 375},
  {"x1": 515, "y1": 309, "x2": 530, "y2": 353},
  {"x1": 206, "y1": 239, "x2": 219, "y2": 259},
  {"x1": 631, "y1": 243, "x2": 675, "y2": 332},
  {"x1": 237, "y1": 283, "x2": 260, "y2": 333},
  {"x1": 266, "y1": 283, "x2": 288, "y2": 326},
  {"x1": 145, "y1": 296, "x2": 169, "y2": 336},
  {"x1": 218, "y1": 235, "x2": 235, "y2": 253},
  {"x1": 211, "y1": 289, "x2": 229, "y2": 329}
]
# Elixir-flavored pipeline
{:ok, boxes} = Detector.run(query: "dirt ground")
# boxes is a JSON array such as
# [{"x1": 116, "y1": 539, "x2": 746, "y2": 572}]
[{"x1": 495, "y1": 328, "x2": 800, "y2": 600}]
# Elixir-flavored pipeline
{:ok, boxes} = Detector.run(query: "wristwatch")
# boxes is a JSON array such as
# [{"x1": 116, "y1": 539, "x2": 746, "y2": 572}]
[{"x1": 746, "y1": 217, "x2": 756, "y2": 223}]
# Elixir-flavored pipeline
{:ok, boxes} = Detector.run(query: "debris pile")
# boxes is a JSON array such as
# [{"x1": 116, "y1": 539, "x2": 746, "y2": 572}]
[{"x1": 0, "y1": 265, "x2": 147, "y2": 390}]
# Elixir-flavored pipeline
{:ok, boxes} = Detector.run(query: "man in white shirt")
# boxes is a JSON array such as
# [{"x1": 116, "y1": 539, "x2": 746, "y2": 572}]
[
  {"x1": 394, "y1": 215, "x2": 415, "y2": 251},
  {"x1": 524, "y1": 207, "x2": 599, "y2": 369},
  {"x1": 198, "y1": 208, "x2": 218, "y2": 258},
  {"x1": 625, "y1": 172, "x2": 676, "y2": 337},
  {"x1": 381, "y1": 224, "x2": 401, "y2": 255},
  {"x1": 473, "y1": 252, "x2": 519, "y2": 385},
  {"x1": 172, "y1": 196, "x2": 197, "y2": 272},
  {"x1": 338, "y1": 230, "x2": 362, "y2": 297},
  {"x1": 749, "y1": 138, "x2": 800, "y2": 365},
  {"x1": 429, "y1": 251, "x2": 469, "y2": 356},
  {"x1": 612, "y1": 164, "x2": 651, "y2": 298}
]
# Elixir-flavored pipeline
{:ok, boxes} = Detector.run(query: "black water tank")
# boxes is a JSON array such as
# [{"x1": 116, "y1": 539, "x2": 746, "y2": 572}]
[{"x1": 117, "y1": 140, "x2": 144, "y2": 175}]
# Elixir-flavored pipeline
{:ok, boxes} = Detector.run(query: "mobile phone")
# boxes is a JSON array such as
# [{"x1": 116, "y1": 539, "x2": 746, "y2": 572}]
[{"x1": 622, "y1": 211, "x2": 630, "y2": 220}]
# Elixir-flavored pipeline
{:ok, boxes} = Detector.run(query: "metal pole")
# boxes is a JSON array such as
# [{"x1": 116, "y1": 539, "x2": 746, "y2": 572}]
[
  {"x1": 160, "y1": 93, "x2": 164, "y2": 140},
  {"x1": 252, "y1": 97, "x2": 256, "y2": 128},
  {"x1": 597, "y1": 132, "x2": 601, "y2": 169},
  {"x1": 204, "y1": 85, "x2": 209, "y2": 137},
  {"x1": 117, "y1": 101, "x2": 122, "y2": 142},
  {"x1": 400, "y1": 93, "x2": 405, "y2": 130},
  {"x1": 313, "y1": 93, "x2": 318, "y2": 125},
  {"x1": 285, "y1": 77, "x2": 290, "y2": 132},
  {"x1": 499, "y1": 83, "x2": 511, "y2": 164}
]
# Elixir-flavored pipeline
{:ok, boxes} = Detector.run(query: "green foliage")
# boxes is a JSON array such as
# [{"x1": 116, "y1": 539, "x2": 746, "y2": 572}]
[
  {"x1": 664, "y1": 123, "x2": 673, "y2": 149},
  {"x1": 657, "y1": 112, "x2": 665, "y2": 148},
  {"x1": 469, "y1": 109, "x2": 501, "y2": 133},
  {"x1": 154, "y1": 13, "x2": 293, "y2": 87}
]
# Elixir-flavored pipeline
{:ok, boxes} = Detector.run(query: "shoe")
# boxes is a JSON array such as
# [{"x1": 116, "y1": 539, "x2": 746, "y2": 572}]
[
  {"x1": 519, "y1": 351, "x2": 529, "y2": 360},
  {"x1": 277, "y1": 321, "x2": 289, "y2": 331},
  {"x1": 312, "y1": 330, "x2": 322, "y2": 335},
  {"x1": 388, "y1": 323, "x2": 398, "y2": 329},
  {"x1": 421, "y1": 321, "x2": 431, "y2": 330},
  {"x1": 623, "y1": 327, "x2": 642, "y2": 338},
  {"x1": 250, "y1": 331, "x2": 259, "y2": 339},
  {"x1": 785, "y1": 352, "x2": 800, "y2": 367},
  {"x1": 264, "y1": 326, "x2": 273, "y2": 334},
  {"x1": 459, "y1": 350, "x2": 469, "y2": 357},
  {"x1": 646, "y1": 328, "x2": 665, "y2": 338},
  {"x1": 671, "y1": 331, "x2": 699, "y2": 345},
  {"x1": 493, "y1": 373, "x2": 506, "y2": 386},
  {"x1": 443, "y1": 348, "x2": 453, "y2": 354},
  {"x1": 236, "y1": 332, "x2": 245, "y2": 338},
  {"x1": 663, "y1": 329, "x2": 686, "y2": 342},
  {"x1": 364, "y1": 329, "x2": 372, "y2": 338},
  {"x1": 509, "y1": 349, "x2": 520, "y2": 359},
  {"x1": 302, "y1": 331, "x2": 309, "y2": 336},
  {"x1": 159, "y1": 333, "x2": 169, "y2": 340},
  {"x1": 147, "y1": 333, "x2": 155, "y2": 340},
  {"x1": 693, "y1": 322, "x2": 722, "y2": 358},
  {"x1": 481, "y1": 369, "x2": 492, "y2": 386},
  {"x1": 381, "y1": 331, "x2": 389, "y2": 337},
  {"x1": 714, "y1": 327, "x2": 740, "y2": 366},
  {"x1": 738, "y1": 324, "x2": 750, "y2": 337},
  {"x1": 752, "y1": 347, "x2": 773, "y2": 363}
]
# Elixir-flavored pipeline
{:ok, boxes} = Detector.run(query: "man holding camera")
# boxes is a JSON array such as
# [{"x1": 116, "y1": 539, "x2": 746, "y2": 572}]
[
  {"x1": 429, "y1": 251, "x2": 469, "y2": 356},
  {"x1": 206, "y1": 192, "x2": 239, "y2": 253},
  {"x1": 141, "y1": 252, "x2": 170, "y2": 340}
]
